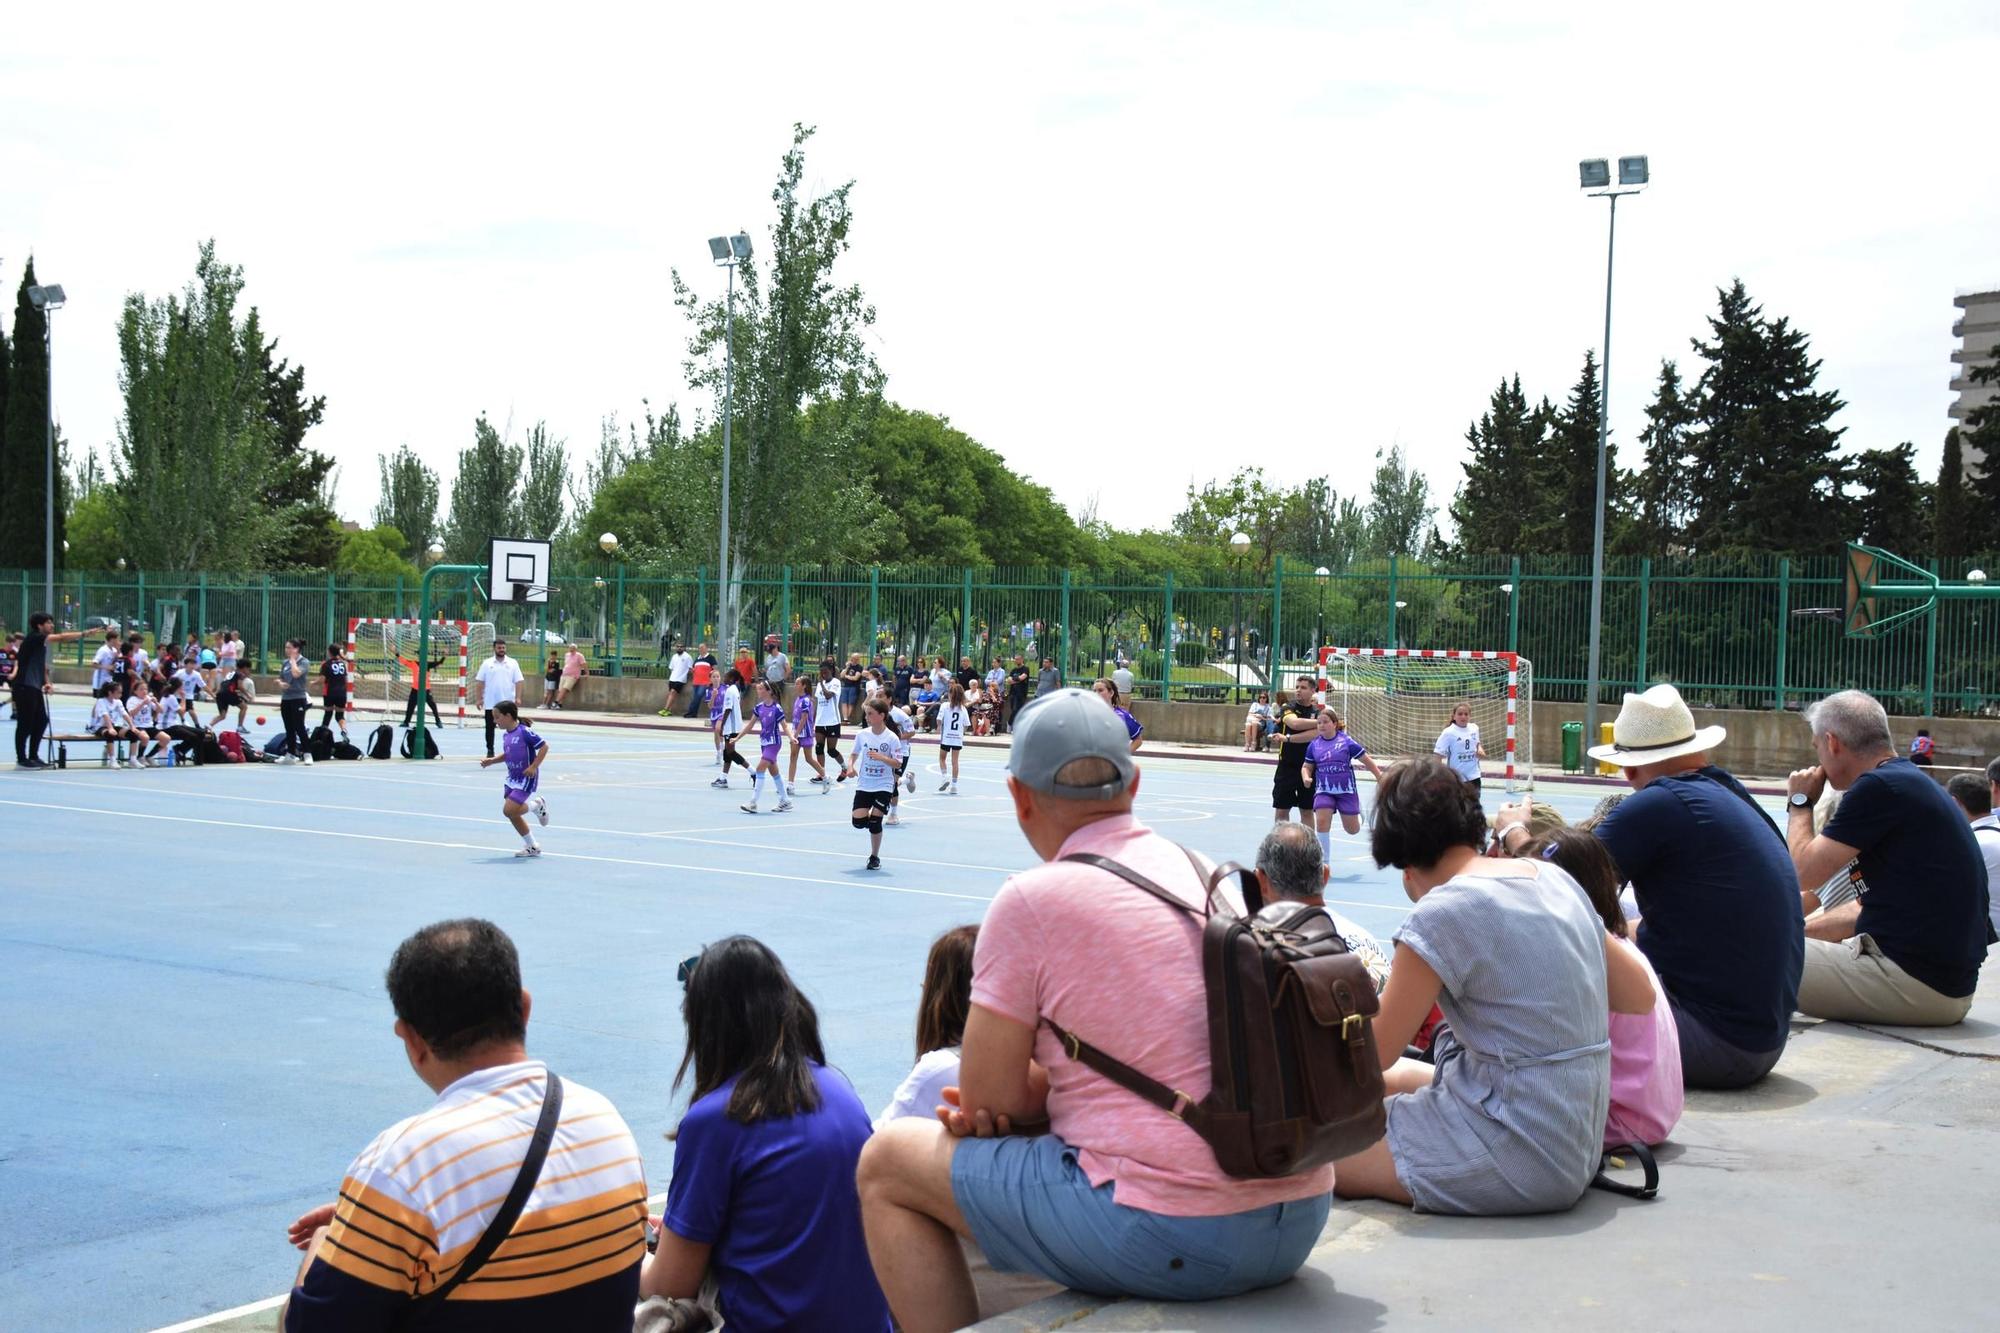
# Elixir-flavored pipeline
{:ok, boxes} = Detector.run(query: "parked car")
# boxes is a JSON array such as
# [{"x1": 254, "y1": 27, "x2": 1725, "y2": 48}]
[
  {"x1": 517, "y1": 628, "x2": 567, "y2": 645},
  {"x1": 82, "y1": 616, "x2": 122, "y2": 634}
]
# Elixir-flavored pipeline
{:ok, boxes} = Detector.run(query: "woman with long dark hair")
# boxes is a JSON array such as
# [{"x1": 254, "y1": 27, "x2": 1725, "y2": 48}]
[
  {"x1": 277, "y1": 638, "x2": 313, "y2": 764},
  {"x1": 642, "y1": 936, "x2": 890, "y2": 1331}
]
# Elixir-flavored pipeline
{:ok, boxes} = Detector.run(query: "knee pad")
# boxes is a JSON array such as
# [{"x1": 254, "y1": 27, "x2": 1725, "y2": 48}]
[{"x1": 866, "y1": 815, "x2": 884, "y2": 834}]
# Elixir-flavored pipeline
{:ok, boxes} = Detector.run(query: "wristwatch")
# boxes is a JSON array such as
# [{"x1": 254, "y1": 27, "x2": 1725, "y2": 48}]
[{"x1": 1788, "y1": 791, "x2": 1812, "y2": 809}]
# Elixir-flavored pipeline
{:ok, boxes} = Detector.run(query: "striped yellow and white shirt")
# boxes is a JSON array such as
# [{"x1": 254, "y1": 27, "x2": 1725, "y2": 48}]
[{"x1": 288, "y1": 1060, "x2": 647, "y2": 1331}]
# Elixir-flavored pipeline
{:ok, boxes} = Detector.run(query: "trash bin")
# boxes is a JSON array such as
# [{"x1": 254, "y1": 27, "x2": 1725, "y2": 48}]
[{"x1": 1561, "y1": 721, "x2": 1584, "y2": 774}]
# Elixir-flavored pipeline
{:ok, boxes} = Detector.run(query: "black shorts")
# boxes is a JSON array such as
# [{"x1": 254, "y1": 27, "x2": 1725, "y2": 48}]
[
  {"x1": 940, "y1": 742, "x2": 963, "y2": 753},
  {"x1": 1272, "y1": 766, "x2": 1312, "y2": 810},
  {"x1": 852, "y1": 789, "x2": 894, "y2": 816},
  {"x1": 217, "y1": 690, "x2": 240, "y2": 709},
  {"x1": 816, "y1": 724, "x2": 842, "y2": 740}
]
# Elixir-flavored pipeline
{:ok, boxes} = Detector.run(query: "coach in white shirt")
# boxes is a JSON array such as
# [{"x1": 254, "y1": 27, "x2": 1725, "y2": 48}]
[{"x1": 475, "y1": 640, "x2": 525, "y2": 759}]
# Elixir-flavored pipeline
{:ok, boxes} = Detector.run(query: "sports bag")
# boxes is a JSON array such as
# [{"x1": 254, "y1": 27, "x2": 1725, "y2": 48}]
[
  {"x1": 308, "y1": 725, "x2": 336, "y2": 762},
  {"x1": 331, "y1": 740, "x2": 363, "y2": 761},
  {"x1": 1047, "y1": 850, "x2": 1387, "y2": 1179},
  {"x1": 216, "y1": 731, "x2": 246, "y2": 763},
  {"x1": 367, "y1": 724, "x2": 394, "y2": 759},
  {"x1": 263, "y1": 734, "x2": 291, "y2": 757},
  {"x1": 400, "y1": 727, "x2": 441, "y2": 759}
]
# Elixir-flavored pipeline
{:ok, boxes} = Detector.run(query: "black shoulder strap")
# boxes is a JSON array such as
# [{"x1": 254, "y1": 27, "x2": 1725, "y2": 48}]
[
  {"x1": 1590, "y1": 1141, "x2": 1659, "y2": 1200},
  {"x1": 419, "y1": 1071, "x2": 563, "y2": 1304}
]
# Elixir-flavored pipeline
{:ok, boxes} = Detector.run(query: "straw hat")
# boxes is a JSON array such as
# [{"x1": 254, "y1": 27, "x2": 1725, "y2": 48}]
[{"x1": 1585, "y1": 684, "x2": 1727, "y2": 767}]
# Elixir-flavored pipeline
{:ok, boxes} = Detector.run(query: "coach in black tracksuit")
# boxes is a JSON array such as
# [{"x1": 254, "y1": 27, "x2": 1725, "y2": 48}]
[{"x1": 12, "y1": 612, "x2": 88, "y2": 768}]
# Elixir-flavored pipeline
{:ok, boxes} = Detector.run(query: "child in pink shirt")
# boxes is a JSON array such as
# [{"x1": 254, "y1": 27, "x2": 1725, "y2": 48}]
[{"x1": 1532, "y1": 828, "x2": 1684, "y2": 1147}]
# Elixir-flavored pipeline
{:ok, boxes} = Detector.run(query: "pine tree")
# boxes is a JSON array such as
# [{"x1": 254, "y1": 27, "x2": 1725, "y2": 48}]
[
  {"x1": 1849, "y1": 442, "x2": 1930, "y2": 556},
  {"x1": 441, "y1": 414, "x2": 522, "y2": 565},
  {"x1": 259, "y1": 338, "x2": 339, "y2": 568},
  {"x1": 1631, "y1": 360, "x2": 1697, "y2": 553},
  {"x1": 0, "y1": 286, "x2": 10, "y2": 552},
  {"x1": 1538, "y1": 350, "x2": 1622, "y2": 557},
  {"x1": 1962, "y1": 349, "x2": 2000, "y2": 552},
  {"x1": 373, "y1": 444, "x2": 441, "y2": 560},
  {"x1": 1, "y1": 259, "x2": 57, "y2": 569},
  {"x1": 517, "y1": 422, "x2": 569, "y2": 542},
  {"x1": 1364, "y1": 444, "x2": 1434, "y2": 558},
  {"x1": 1449, "y1": 375, "x2": 1550, "y2": 556},
  {"x1": 1686, "y1": 279, "x2": 1847, "y2": 555}
]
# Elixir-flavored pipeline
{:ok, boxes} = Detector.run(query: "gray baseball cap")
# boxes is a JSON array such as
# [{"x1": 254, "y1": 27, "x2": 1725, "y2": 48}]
[{"x1": 1005, "y1": 688, "x2": 1136, "y2": 799}]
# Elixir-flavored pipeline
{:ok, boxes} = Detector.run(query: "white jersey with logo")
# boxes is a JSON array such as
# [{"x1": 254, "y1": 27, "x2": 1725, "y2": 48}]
[
  {"x1": 92, "y1": 644, "x2": 118, "y2": 689},
  {"x1": 91, "y1": 697, "x2": 129, "y2": 731},
  {"x1": 722, "y1": 682, "x2": 743, "y2": 734},
  {"x1": 1434, "y1": 722, "x2": 1482, "y2": 781},
  {"x1": 852, "y1": 729, "x2": 907, "y2": 791},
  {"x1": 157, "y1": 696, "x2": 183, "y2": 729},
  {"x1": 127, "y1": 697, "x2": 158, "y2": 728},
  {"x1": 888, "y1": 706, "x2": 914, "y2": 738},
  {"x1": 939, "y1": 705, "x2": 969, "y2": 745},
  {"x1": 177, "y1": 666, "x2": 207, "y2": 700},
  {"x1": 814, "y1": 677, "x2": 844, "y2": 727}
]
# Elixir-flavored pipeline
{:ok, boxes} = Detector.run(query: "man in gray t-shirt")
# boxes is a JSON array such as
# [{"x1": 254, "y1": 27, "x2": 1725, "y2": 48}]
[{"x1": 1036, "y1": 658, "x2": 1061, "y2": 698}]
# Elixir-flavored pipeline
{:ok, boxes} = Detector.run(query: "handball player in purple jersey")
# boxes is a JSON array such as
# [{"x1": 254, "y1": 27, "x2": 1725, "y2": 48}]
[
  {"x1": 740, "y1": 678, "x2": 795, "y2": 814},
  {"x1": 477, "y1": 700, "x2": 549, "y2": 857},
  {"x1": 787, "y1": 679, "x2": 829, "y2": 791},
  {"x1": 1300, "y1": 707, "x2": 1385, "y2": 862}
]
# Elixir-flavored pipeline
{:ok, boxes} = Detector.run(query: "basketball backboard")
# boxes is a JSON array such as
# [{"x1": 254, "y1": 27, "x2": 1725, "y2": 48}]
[{"x1": 489, "y1": 537, "x2": 553, "y2": 604}]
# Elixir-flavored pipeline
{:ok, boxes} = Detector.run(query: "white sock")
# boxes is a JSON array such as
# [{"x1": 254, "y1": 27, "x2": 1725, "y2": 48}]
[
  {"x1": 752, "y1": 773, "x2": 764, "y2": 800},
  {"x1": 774, "y1": 774, "x2": 787, "y2": 801},
  {"x1": 522, "y1": 832, "x2": 536, "y2": 847},
  {"x1": 1316, "y1": 830, "x2": 1333, "y2": 860}
]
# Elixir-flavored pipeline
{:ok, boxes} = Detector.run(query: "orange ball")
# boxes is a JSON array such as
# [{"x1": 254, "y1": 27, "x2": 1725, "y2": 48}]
[{"x1": 255, "y1": 716, "x2": 267, "y2": 726}]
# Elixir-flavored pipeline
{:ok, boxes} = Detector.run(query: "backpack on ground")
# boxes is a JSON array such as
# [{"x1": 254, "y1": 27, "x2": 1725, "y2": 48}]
[
  {"x1": 1048, "y1": 849, "x2": 1387, "y2": 1179},
  {"x1": 331, "y1": 739, "x2": 362, "y2": 760},
  {"x1": 263, "y1": 734, "x2": 291, "y2": 758},
  {"x1": 400, "y1": 727, "x2": 441, "y2": 760},
  {"x1": 308, "y1": 725, "x2": 336, "y2": 762},
  {"x1": 366, "y1": 724, "x2": 394, "y2": 759},
  {"x1": 216, "y1": 731, "x2": 246, "y2": 764},
  {"x1": 194, "y1": 733, "x2": 230, "y2": 766}
]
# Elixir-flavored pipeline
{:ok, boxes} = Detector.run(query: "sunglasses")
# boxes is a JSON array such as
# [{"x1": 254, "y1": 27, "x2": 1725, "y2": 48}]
[{"x1": 677, "y1": 951, "x2": 703, "y2": 988}]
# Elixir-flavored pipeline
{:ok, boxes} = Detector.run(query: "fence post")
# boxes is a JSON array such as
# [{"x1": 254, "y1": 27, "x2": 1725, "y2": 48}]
[
  {"x1": 1162, "y1": 571, "x2": 1175, "y2": 702},
  {"x1": 1635, "y1": 557, "x2": 1651, "y2": 686},
  {"x1": 1774, "y1": 557, "x2": 1790, "y2": 711},
  {"x1": 1923, "y1": 558, "x2": 1939, "y2": 717},
  {"x1": 1507, "y1": 556, "x2": 1522, "y2": 656},
  {"x1": 395, "y1": 575, "x2": 404, "y2": 621},
  {"x1": 613, "y1": 563, "x2": 626, "y2": 677},
  {"x1": 1386, "y1": 556, "x2": 1400, "y2": 649},
  {"x1": 77, "y1": 578, "x2": 89, "y2": 663},
  {"x1": 18, "y1": 569, "x2": 26, "y2": 631},
  {"x1": 136, "y1": 571, "x2": 147, "y2": 638},
  {"x1": 961, "y1": 568, "x2": 974, "y2": 662},
  {"x1": 868, "y1": 565, "x2": 880, "y2": 659},
  {"x1": 325, "y1": 571, "x2": 337, "y2": 650},
  {"x1": 260, "y1": 576, "x2": 272, "y2": 672},
  {"x1": 1060, "y1": 569, "x2": 1072, "y2": 679},
  {"x1": 695, "y1": 565, "x2": 708, "y2": 644},
  {"x1": 198, "y1": 572, "x2": 208, "y2": 639},
  {"x1": 781, "y1": 565, "x2": 793, "y2": 653},
  {"x1": 1270, "y1": 556, "x2": 1284, "y2": 701}
]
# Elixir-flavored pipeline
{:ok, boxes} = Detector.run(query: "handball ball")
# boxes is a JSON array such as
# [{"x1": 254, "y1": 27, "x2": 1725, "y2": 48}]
[{"x1": 255, "y1": 715, "x2": 267, "y2": 726}]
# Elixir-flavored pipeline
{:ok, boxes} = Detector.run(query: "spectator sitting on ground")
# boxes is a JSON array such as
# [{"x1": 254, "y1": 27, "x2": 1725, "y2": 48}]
[
  {"x1": 644, "y1": 936, "x2": 890, "y2": 1332},
  {"x1": 282, "y1": 919, "x2": 647, "y2": 1330},
  {"x1": 1582, "y1": 684, "x2": 1802, "y2": 1089},
  {"x1": 857, "y1": 689, "x2": 1331, "y2": 1333},
  {"x1": 1909, "y1": 728, "x2": 1935, "y2": 766},
  {"x1": 1253, "y1": 820, "x2": 1393, "y2": 991},
  {"x1": 1786, "y1": 691, "x2": 1990, "y2": 1025},
  {"x1": 1528, "y1": 827, "x2": 1682, "y2": 1149},
  {"x1": 1946, "y1": 772, "x2": 2000, "y2": 941},
  {"x1": 913, "y1": 679, "x2": 940, "y2": 730},
  {"x1": 1331, "y1": 759, "x2": 1654, "y2": 1214}
]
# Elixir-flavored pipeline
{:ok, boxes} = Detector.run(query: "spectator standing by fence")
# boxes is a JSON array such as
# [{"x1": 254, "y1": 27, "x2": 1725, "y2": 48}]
[
  {"x1": 663, "y1": 642, "x2": 693, "y2": 716},
  {"x1": 684, "y1": 644, "x2": 716, "y2": 718}
]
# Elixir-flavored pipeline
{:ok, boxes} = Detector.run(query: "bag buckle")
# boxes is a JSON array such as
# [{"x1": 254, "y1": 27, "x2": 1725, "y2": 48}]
[
  {"x1": 1168, "y1": 1090, "x2": 1194, "y2": 1120},
  {"x1": 1062, "y1": 1030, "x2": 1080, "y2": 1061},
  {"x1": 1341, "y1": 1013, "x2": 1365, "y2": 1041}
]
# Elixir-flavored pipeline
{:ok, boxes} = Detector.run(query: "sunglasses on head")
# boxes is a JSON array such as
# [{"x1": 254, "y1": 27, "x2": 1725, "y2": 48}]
[{"x1": 677, "y1": 950, "x2": 704, "y2": 988}]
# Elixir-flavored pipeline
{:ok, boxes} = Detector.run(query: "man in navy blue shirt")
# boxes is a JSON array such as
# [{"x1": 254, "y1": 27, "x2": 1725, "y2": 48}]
[
  {"x1": 1786, "y1": 691, "x2": 1989, "y2": 1026},
  {"x1": 1588, "y1": 685, "x2": 1804, "y2": 1089}
]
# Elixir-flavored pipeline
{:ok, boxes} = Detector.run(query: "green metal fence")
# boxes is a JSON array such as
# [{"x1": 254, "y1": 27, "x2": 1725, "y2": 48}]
[{"x1": 8, "y1": 553, "x2": 1996, "y2": 716}]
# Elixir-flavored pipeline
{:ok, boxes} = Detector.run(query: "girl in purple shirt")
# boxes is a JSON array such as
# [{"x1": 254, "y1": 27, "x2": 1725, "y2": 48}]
[
  {"x1": 741, "y1": 679, "x2": 794, "y2": 816},
  {"x1": 787, "y1": 679, "x2": 828, "y2": 792},
  {"x1": 477, "y1": 701, "x2": 549, "y2": 857},
  {"x1": 1301, "y1": 708, "x2": 1385, "y2": 859}
]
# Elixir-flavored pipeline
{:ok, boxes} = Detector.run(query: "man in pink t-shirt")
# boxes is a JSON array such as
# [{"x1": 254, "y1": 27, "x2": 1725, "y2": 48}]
[{"x1": 857, "y1": 689, "x2": 1332, "y2": 1333}]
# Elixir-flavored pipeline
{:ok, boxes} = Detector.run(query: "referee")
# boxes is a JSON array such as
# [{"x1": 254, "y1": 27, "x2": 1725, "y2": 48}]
[{"x1": 12, "y1": 612, "x2": 89, "y2": 769}]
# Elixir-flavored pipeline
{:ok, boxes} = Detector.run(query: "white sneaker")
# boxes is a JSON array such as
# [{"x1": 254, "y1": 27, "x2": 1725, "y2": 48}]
[
  {"x1": 904, "y1": 770, "x2": 916, "y2": 793},
  {"x1": 949, "y1": 782, "x2": 959, "y2": 795},
  {"x1": 938, "y1": 778, "x2": 951, "y2": 792},
  {"x1": 303, "y1": 754, "x2": 314, "y2": 766},
  {"x1": 885, "y1": 812, "x2": 901, "y2": 827},
  {"x1": 532, "y1": 795, "x2": 549, "y2": 826},
  {"x1": 515, "y1": 844, "x2": 542, "y2": 858},
  {"x1": 124, "y1": 757, "x2": 144, "y2": 769},
  {"x1": 775, "y1": 800, "x2": 794, "y2": 812},
  {"x1": 740, "y1": 801, "x2": 759, "y2": 814}
]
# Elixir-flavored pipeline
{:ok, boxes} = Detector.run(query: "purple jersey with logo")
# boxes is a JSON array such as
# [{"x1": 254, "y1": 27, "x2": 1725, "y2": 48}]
[
  {"x1": 753, "y1": 700, "x2": 785, "y2": 750},
  {"x1": 708, "y1": 681, "x2": 729, "y2": 724},
  {"x1": 502, "y1": 722, "x2": 546, "y2": 795},
  {"x1": 1305, "y1": 731, "x2": 1367, "y2": 796},
  {"x1": 791, "y1": 692, "x2": 814, "y2": 741}
]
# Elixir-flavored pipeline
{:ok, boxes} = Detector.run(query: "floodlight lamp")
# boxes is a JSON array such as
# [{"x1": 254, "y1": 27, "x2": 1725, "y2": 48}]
[
  {"x1": 708, "y1": 237, "x2": 731, "y2": 262},
  {"x1": 730, "y1": 233, "x2": 753, "y2": 260},
  {"x1": 1499, "y1": 582, "x2": 1515, "y2": 594},
  {"x1": 1579, "y1": 159, "x2": 1610, "y2": 190},
  {"x1": 598, "y1": 531, "x2": 620, "y2": 554},
  {"x1": 26, "y1": 283, "x2": 65, "y2": 310},
  {"x1": 1618, "y1": 155, "x2": 1650, "y2": 186}
]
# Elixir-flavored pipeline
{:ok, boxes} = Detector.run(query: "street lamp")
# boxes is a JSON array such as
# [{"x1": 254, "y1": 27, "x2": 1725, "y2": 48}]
[
  {"x1": 708, "y1": 231, "x2": 752, "y2": 656},
  {"x1": 426, "y1": 541, "x2": 444, "y2": 563},
  {"x1": 599, "y1": 533, "x2": 625, "y2": 676},
  {"x1": 1229, "y1": 532, "x2": 1250, "y2": 702},
  {"x1": 1578, "y1": 154, "x2": 1648, "y2": 745},
  {"x1": 1314, "y1": 566, "x2": 1331, "y2": 665},
  {"x1": 26, "y1": 282, "x2": 65, "y2": 610}
]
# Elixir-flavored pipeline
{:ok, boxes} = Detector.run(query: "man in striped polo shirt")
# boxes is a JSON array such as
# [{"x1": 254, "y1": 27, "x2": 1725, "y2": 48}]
[{"x1": 282, "y1": 919, "x2": 648, "y2": 1330}]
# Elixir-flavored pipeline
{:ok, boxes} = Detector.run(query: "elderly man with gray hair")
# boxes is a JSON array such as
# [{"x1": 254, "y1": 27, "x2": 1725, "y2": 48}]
[
  {"x1": 1786, "y1": 690, "x2": 1990, "y2": 1025},
  {"x1": 1254, "y1": 821, "x2": 1394, "y2": 990}
]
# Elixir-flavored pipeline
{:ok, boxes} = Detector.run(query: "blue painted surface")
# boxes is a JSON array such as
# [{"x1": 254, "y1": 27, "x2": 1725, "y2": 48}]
[{"x1": 0, "y1": 703, "x2": 1673, "y2": 1331}]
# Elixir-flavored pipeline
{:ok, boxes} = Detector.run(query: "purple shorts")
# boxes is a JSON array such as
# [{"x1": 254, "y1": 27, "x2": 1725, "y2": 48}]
[
  {"x1": 504, "y1": 776, "x2": 538, "y2": 805},
  {"x1": 1313, "y1": 791, "x2": 1361, "y2": 816},
  {"x1": 760, "y1": 743, "x2": 782, "y2": 764}
]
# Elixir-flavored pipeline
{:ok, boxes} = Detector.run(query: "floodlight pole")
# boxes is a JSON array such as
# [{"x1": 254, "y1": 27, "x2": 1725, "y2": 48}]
[
  {"x1": 719, "y1": 255, "x2": 735, "y2": 654},
  {"x1": 1583, "y1": 187, "x2": 1639, "y2": 748}
]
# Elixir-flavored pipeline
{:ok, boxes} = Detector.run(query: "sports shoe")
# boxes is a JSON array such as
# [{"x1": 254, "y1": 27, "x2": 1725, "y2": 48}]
[
  {"x1": 938, "y1": 778, "x2": 951, "y2": 792},
  {"x1": 949, "y1": 781, "x2": 959, "y2": 795},
  {"x1": 277, "y1": 754, "x2": 297, "y2": 765},
  {"x1": 740, "y1": 801, "x2": 759, "y2": 814},
  {"x1": 775, "y1": 800, "x2": 794, "y2": 812},
  {"x1": 532, "y1": 794, "x2": 549, "y2": 826},
  {"x1": 100, "y1": 755, "x2": 111, "y2": 768},
  {"x1": 866, "y1": 854, "x2": 881, "y2": 870},
  {"x1": 515, "y1": 844, "x2": 542, "y2": 858},
  {"x1": 710, "y1": 777, "x2": 729, "y2": 789},
  {"x1": 885, "y1": 812, "x2": 901, "y2": 827},
  {"x1": 836, "y1": 771, "x2": 848, "y2": 784},
  {"x1": 904, "y1": 770, "x2": 916, "y2": 793},
  {"x1": 303, "y1": 754, "x2": 314, "y2": 766}
]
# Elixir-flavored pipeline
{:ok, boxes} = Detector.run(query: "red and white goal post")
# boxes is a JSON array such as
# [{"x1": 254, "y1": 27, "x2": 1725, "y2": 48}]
[
  {"x1": 1314, "y1": 647, "x2": 1534, "y2": 791},
  {"x1": 346, "y1": 618, "x2": 497, "y2": 728}
]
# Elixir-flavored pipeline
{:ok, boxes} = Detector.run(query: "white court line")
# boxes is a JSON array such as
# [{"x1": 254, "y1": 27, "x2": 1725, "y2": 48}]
[
  {"x1": 151, "y1": 1294, "x2": 286, "y2": 1333},
  {"x1": 0, "y1": 797, "x2": 996, "y2": 903}
]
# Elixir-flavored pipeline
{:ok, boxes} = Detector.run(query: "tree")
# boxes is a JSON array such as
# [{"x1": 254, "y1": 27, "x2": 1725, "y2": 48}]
[
  {"x1": 859, "y1": 403, "x2": 1079, "y2": 565},
  {"x1": 258, "y1": 337, "x2": 338, "y2": 568},
  {"x1": 1848, "y1": 442, "x2": 1930, "y2": 556},
  {"x1": 111, "y1": 241, "x2": 279, "y2": 570},
  {"x1": 1449, "y1": 376, "x2": 1551, "y2": 556},
  {"x1": 65, "y1": 487, "x2": 121, "y2": 570},
  {"x1": 1364, "y1": 444, "x2": 1434, "y2": 558},
  {"x1": 441, "y1": 413, "x2": 521, "y2": 565},
  {"x1": 0, "y1": 279, "x2": 9, "y2": 554},
  {"x1": 518, "y1": 422, "x2": 569, "y2": 542},
  {"x1": 1631, "y1": 360, "x2": 1698, "y2": 552},
  {"x1": 1962, "y1": 347, "x2": 2000, "y2": 552},
  {"x1": 1, "y1": 258, "x2": 61, "y2": 569},
  {"x1": 373, "y1": 444, "x2": 441, "y2": 561},
  {"x1": 669, "y1": 124, "x2": 885, "y2": 651},
  {"x1": 1539, "y1": 350, "x2": 1625, "y2": 556},
  {"x1": 1684, "y1": 279, "x2": 1848, "y2": 555},
  {"x1": 335, "y1": 524, "x2": 420, "y2": 582},
  {"x1": 1934, "y1": 429, "x2": 1973, "y2": 558}
]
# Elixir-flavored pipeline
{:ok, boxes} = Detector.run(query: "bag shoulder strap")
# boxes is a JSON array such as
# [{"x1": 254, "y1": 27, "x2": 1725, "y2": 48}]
[
  {"x1": 1059, "y1": 845, "x2": 1213, "y2": 921},
  {"x1": 419, "y1": 1071, "x2": 563, "y2": 1304},
  {"x1": 1590, "y1": 1140, "x2": 1659, "y2": 1200}
]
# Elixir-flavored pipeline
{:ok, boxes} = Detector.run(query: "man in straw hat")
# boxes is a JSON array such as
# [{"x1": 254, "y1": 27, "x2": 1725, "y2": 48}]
[
  {"x1": 1783, "y1": 689, "x2": 1989, "y2": 1026},
  {"x1": 1584, "y1": 684, "x2": 1803, "y2": 1088}
]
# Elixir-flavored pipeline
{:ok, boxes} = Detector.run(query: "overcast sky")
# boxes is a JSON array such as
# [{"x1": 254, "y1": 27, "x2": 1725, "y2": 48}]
[{"x1": 4, "y1": 2, "x2": 1996, "y2": 543}]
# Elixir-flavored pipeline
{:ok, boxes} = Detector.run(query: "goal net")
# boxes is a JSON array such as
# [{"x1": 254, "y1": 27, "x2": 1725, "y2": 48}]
[
  {"x1": 346, "y1": 618, "x2": 497, "y2": 728},
  {"x1": 1315, "y1": 648, "x2": 1533, "y2": 791}
]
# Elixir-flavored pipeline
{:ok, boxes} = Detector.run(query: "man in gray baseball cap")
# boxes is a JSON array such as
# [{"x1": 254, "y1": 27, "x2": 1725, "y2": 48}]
[{"x1": 859, "y1": 689, "x2": 1332, "y2": 1328}]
